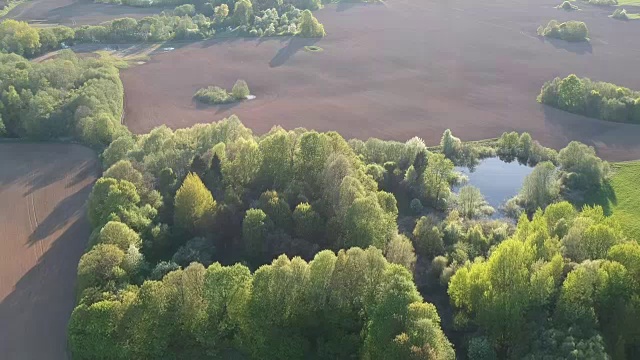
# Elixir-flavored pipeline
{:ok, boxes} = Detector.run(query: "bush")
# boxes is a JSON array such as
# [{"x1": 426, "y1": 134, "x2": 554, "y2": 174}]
[
  {"x1": 611, "y1": 8, "x2": 628, "y2": 20},
  {"x1": 558, "y1": 1, "x2": 579, "y2": 10},
  {"x1": 538, "y1": 20, "x2": 588, "y2": 42}
]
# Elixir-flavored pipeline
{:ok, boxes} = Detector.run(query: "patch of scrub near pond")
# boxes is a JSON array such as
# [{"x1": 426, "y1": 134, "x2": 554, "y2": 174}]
[{"x1": 456, "y1": 157, "x2": 534, "y2": 209}]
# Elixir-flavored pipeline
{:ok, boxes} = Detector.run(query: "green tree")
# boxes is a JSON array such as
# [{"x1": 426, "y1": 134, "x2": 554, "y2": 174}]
[
  {"x1": 295, "y1": 131, "x2": 331, "y2": 197},
  {"x1": 174, "y1": 4, "x2": 196, "y2": 16},
  {"x1": 231, "y1": 0, "x2": 253, "y2": 27},
  {"x1": 343, "y1": 195, "x2": 396, "y2": 250},
  {"x1": 77, "y1": 244, "x2": 127, "y2": 293},
  {"x1": 214, "y1": 4, "x2": 230, "y2": 23},
  {"x1": 174, "y1": 173, "x2": 216, "y2": 235},
  {"x1": 68, "y1": 299, "x2": 130, "y2": 360},
  {"x1": 258, "y1": 129, "x2": 295, "y2": 190},
  {"x1": 558, "y1": 74, "x2": 586, "y2": 113},
  {"x1": 87, "y1": 178, "x2": 142, "y2": 228},
  {"x1": 292, "y1": 202, "x2": 323, "y2": 242},
  {"x1": 455, "y1": 185, "x2": 493, "y2": 219},
  {"x1": 558, "y1": 141, "x2": 608, "y2": 190},
  {"x1": 91, "y1": 221, "x2": 141, "y2": 251},
  {"x1": 242, "y1": 208, "x2": 272, "y2": 261},
  {"x1": 519, "y1": 161, "x2": 559, "y2": 212},
  {"x1": 384, "y1": 234, "x2": 417, "y2": 271},
  {"x1": 298, "y1": 10, "x2": 325, "y2": 37},
  {"x1": 0, "y1": 20, "x2": 41, "y2": 56},
  {"x1": 449, "y1": 240, "x2": 563, "y2": 354},
  {"x1": 441, "y1": 128, "x2": 461, "y2": 160},
  {"x1": 231, "y1": 79, "x2": 250, "y2": 100},
  {"x1": 257, "y1": 190, "x2": 292, "y2": 231},
  {"x1": 421, "y1": 153, "x2": 454, "y2": 208},
  {"x1": 412, "y1": 216, "x2": 444, "y2": 258},
  {"x1": 223, "y1": 137, "x2": 262, "y2": 190}
]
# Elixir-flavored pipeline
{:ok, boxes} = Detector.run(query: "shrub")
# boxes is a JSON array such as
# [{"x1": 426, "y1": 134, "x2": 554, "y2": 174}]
[
  {"x1": 558, "y1": 1, "x2": 579, "y2": 10},
  {"x1": 611, "y1": 8, "x2": 628, "y2": 20}
]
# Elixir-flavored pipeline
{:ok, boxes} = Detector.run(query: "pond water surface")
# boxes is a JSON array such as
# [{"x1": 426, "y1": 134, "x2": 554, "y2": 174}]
[{"x1": 455, "y1": 157, "x2": 534, "y2": 209}]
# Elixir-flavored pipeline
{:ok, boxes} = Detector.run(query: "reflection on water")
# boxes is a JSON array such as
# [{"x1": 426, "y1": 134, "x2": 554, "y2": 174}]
[{"x1": 455, "y1": 157, "x2": 534, "y2": 209}]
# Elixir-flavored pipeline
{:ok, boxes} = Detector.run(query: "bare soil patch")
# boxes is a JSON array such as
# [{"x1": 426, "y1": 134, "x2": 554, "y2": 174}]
[
  {"x1": 116, "y1": 0, "x2": 640, "y2": 161},
  {"x1": 5, "y1": 0, "x2": 166, "y2": 26},
  {"x1": 0, "y1": 142, "x2": 99, "y2": 360}
]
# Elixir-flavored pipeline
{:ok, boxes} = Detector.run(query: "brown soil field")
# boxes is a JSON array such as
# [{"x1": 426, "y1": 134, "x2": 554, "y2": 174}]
[
  {"x1": 5, "y1": 0, "x2": 166, "y2": 26},
  {"x1": 0, "y1": 143, "x2": 99, "y2": 359},
  {"x1": 121, "y1": 0, "x2": 640, "y2": 161}
]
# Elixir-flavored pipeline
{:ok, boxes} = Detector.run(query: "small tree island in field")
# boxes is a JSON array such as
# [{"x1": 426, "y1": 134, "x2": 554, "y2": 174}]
[
  {"x1": 537, "y1": 20, "x2": 589, "y2": 42},
  {"x1": 194, "y1": 79, "x2": 251, "y2": 104}
]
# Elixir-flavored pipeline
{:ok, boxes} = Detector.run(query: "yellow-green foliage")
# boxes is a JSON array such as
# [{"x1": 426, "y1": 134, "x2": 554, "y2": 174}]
[{"x1": 174, "y1": 173, "x2": 216, "y2": 234}]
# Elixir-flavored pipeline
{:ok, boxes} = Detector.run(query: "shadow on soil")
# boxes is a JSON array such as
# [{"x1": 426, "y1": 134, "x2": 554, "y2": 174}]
[
  {"x1": 0, "y1": 218, "x2": 89, "y2": 359},
  {"x1": 538, "y1": 36, "x2": 593, "y2": 55},
  {"x1": 270, "y1": 37, "x2": 320, "y2": 68},
  {"x1": 28, "y1": 182, "x2": 94, "y2": 246}
]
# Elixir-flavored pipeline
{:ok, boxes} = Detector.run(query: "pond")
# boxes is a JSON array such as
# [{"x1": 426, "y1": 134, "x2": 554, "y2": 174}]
[{"x1": 455, "y1": 157, "x2": 534, "y2": 210}]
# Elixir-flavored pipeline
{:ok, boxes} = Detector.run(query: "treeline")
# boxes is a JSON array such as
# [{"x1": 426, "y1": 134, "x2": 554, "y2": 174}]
[
  {"x1": 93, "y1": 0, "x2": 366, "y2": 11},
  {"x1": 0, "y1": 6, "x2": 325, "y2": 57},
  {"x1": 539, "y1": 74, "x2": 640, "y2": 124},
  {"x1": 449, "y1": 202, "x2": 640, "y2": 359},
  {"x1": 70, "y1": 248, "x2": 455, "y2": 359},
  {"x1": 0, "y1": 51, "x2": 126, "y2": 147}
]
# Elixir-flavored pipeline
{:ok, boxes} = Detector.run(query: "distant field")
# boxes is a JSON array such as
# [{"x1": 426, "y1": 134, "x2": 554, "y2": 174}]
[
  {"x1": 609, "y1": 161, "x2": 640, "y2": 241},
  {"x1": 0, "y1": 143, "x2": 98, "y2": 359},
  {"x1": 4, "y1": 0, "x2": 166, "y2": 26},
  {"x1": 121, "y1": 0, "x2": 640, "y2": 161}
]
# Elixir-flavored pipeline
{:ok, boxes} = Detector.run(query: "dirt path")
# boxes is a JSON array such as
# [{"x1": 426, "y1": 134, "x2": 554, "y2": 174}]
[{"x1": 0, "y1": 143, "x2": 99, "y2": 360}]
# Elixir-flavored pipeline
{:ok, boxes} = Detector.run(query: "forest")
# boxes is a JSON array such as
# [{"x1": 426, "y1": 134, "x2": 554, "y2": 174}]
[{"x1": 0, "y1": 7, "x2": 639, "y2": 354}]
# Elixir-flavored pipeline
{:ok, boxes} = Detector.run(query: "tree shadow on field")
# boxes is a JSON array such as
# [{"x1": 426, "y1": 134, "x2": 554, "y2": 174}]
[
  {"x1": 542, "y1": 104, "x2": 640, "y2": 161},
  {"x1": 269, "y1": 37, "x2": 320, "y2": 68},
  {"x1": 0, "y1": 218, "x2": 90, "y2": 359},
  {"x1": 538, "y1": 36, "x2": 593, "y2": 55},
  {"x1": 336, "y1": 1, "x2": 359, "y2": 12},
  {"x1": 28, "y1": 182, "x2": 94, "y2": 246},
  {"x1": 24, "y1": 158, "x2": 97, "y2": 196},
  {"x1": 192, "y1": 98, "x2": 243, "y2": 114}
]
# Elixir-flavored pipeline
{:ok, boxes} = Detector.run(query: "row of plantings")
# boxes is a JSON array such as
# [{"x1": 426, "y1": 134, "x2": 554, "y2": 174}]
[{"x1": 539, "y1": 74, "x2": 640, "y2": 124}]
